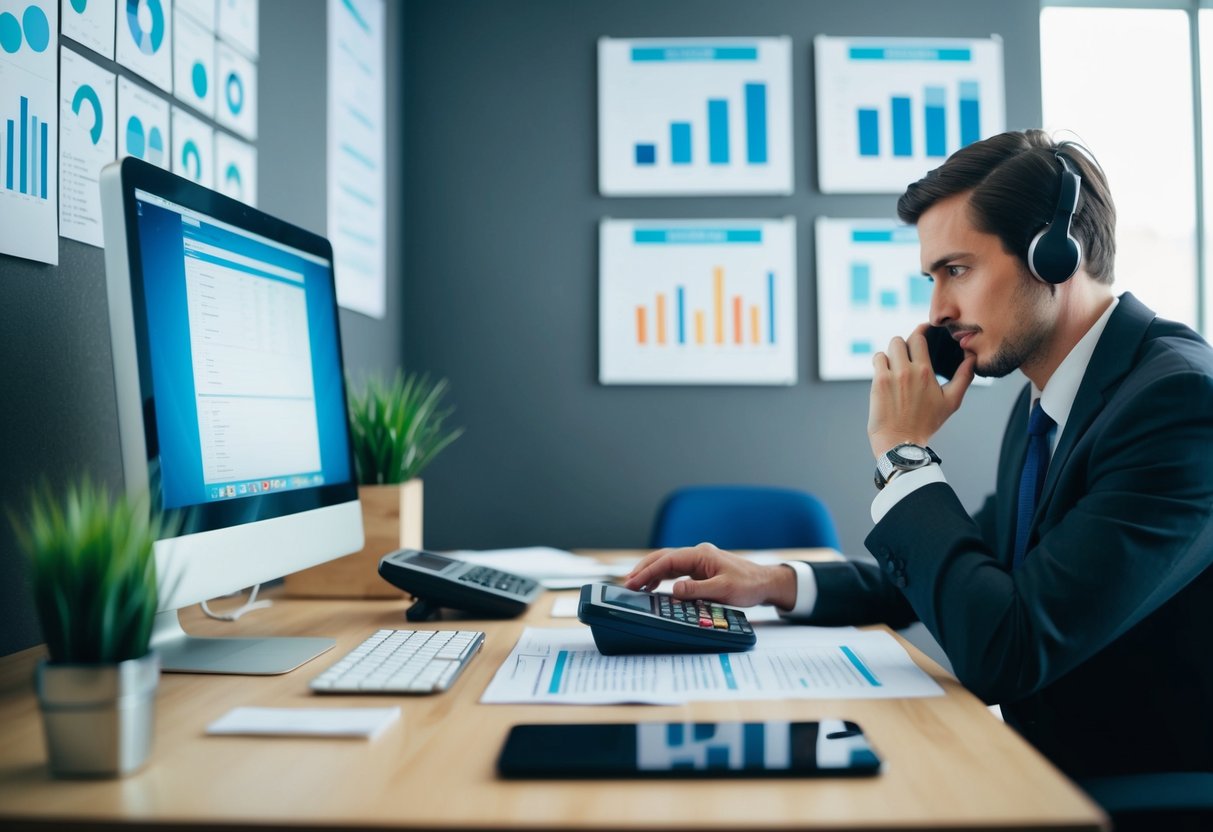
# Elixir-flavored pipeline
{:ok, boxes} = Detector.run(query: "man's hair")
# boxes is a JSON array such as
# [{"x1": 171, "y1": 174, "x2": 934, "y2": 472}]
[{"x1": 897, "y1": 129, "x2": 1117, "y2": 285}]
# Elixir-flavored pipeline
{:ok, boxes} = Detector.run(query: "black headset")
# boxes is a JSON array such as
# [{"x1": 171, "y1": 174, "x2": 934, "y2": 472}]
[{"x1": 1026, "y1": 152, "x2": 1083, "y2": 284}]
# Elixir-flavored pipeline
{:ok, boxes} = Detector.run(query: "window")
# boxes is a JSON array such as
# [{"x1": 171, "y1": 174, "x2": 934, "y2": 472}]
[{"x1": 1041, "y1": 6, "x2": 1199, "y2": 330}]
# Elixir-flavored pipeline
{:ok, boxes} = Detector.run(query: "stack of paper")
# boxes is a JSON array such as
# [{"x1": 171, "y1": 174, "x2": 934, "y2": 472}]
[{"x1": 451, "y1": 547, "x2": 630, "y2": 589}]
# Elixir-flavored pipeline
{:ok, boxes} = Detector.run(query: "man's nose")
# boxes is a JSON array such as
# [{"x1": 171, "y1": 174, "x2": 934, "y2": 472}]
[{"x1": 929, "y1": 280, "x2": 955, "y2": 328}]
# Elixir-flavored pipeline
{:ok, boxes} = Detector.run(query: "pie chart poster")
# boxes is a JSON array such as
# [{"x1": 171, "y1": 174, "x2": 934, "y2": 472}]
[
  {"x1": 59, "y1": 47, "x2": 116, "y2": 247},
  {"x1": 118, "y1": 0, "x2": 172, "y2": 92}
]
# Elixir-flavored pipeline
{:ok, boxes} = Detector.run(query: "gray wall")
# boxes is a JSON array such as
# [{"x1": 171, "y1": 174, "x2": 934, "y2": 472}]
[
  {"x1": 0, "y1": 0, "x2": 405, "y2": 656},
  {"x1": 403, "y1": 0, "x2": 1035, "y2": 554}
]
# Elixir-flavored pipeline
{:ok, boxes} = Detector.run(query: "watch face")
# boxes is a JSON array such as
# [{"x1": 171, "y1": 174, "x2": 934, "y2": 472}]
[{"x1": 895, "y1": 444, "x2": 929, "y2": 463}]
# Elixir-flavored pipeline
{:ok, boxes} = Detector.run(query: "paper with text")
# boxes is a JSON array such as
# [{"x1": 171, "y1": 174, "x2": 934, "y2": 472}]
[{"x1": 481, "y1": 627, "x2": 943, "y2": 705}]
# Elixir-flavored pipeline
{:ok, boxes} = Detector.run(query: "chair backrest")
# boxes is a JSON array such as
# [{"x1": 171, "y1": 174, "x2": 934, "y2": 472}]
[{"x1": 649, "y1": 485, "x2": 841, "y2": 551}]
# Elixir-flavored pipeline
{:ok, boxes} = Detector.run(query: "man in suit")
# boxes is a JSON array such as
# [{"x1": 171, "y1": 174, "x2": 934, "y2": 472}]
[{"x1": 626, "y1": 130, "x2": 1213, "y2": 780}]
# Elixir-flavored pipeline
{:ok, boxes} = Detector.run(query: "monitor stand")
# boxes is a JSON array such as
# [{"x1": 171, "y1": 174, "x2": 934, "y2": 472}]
[{"x1": 150, "y1": 610, "x2": 336, "y2": 675}]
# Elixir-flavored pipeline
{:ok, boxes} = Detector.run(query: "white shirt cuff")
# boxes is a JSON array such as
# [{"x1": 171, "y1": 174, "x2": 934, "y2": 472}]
[
  {"x1": 778, "y1": 561, "x2": 818, "y2": 619},
  {"x1": 871, "y1": 463, "x2": 948, "y2": 524}
]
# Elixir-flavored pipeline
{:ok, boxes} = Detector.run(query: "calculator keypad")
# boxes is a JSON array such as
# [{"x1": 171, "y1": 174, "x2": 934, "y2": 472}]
[
  {"x1": 656, "y1": 596, "x2": 752, "y2": 634},
  {"x1": 458, "y1": 566, "x2": 538, "y2": 596}
]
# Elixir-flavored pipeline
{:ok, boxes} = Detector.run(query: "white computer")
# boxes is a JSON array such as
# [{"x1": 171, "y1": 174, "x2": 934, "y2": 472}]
[{"x1": 99, "y1": 156, "x2": 364, "y2": 674}]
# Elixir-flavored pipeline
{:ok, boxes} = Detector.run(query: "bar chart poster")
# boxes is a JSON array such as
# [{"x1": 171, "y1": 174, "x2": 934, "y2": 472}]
[
  {"x1": 814, "y1": 36, "x2": 1004, "y2": 194},
  {"x1": 598, "y1": 37, "x2": 792, "y2": 196},
  {"x1": 0, "y1": 0, "x2": 58, "y2": 264},
  {"x1": 171, "y1": 105, "x2": 214, "y2": 189},
  {"x1": 815, "y1": 218, "x2": 932, "y2": 381},
  {"x1": 118, "y1": 75, "x2": 168, "y2": 168},
  {"x1": 600, "y1": 218, "x2": 796, "y2": 385},
  {"x1": 327, "y1": 0, "x2": 385, "y2": 318},
  {"x1": 61, "y1": 0, "x2": 115, "y2": 59},
  {"x1": 215, "y1": 130, "x2": 256, "y2": 205},
  {"x1": 117, "y1": 0, "x2": 172, "y2": 93},
  {"x1": 59, "y1": 48, "x2": 116, "y2": 247}
]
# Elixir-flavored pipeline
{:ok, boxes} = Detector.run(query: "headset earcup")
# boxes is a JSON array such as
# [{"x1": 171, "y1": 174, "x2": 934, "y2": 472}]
[{"x1": 1027, "y1": 225, "x2": 1082, "y2": 284}]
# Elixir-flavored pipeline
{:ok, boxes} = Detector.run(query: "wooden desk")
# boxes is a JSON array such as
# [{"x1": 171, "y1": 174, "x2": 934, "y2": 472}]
[{"x1": 0, "y1": 549, "x2": 1107, "y2": 831}]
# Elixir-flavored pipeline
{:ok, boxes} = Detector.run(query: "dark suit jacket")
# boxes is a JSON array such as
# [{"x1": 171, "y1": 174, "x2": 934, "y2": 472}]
[{"x1": 804, "y1": 293, "x2": 1213, "y2": 779}]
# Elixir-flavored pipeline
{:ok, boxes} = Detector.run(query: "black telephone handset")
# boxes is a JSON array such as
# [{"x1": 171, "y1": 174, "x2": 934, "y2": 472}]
[{"x1": 924, "y1": 325, "x2": 966, "y2": 381}]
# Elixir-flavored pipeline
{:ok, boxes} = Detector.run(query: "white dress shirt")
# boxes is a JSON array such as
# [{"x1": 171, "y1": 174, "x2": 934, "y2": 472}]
[{"x1": 781, "y1": 296, "x2": 1120, "y2": 618}]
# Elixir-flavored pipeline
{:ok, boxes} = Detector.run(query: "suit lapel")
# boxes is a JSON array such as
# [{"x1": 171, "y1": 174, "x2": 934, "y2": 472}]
[{"x1": 1034, "y1": 292, "x2": 1156, "y2": 518}]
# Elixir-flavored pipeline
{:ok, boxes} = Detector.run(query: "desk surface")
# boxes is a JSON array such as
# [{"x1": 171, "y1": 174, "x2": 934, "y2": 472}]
[{"x1": 0, "y1": 549, "x2": 1106, "y2": 831}]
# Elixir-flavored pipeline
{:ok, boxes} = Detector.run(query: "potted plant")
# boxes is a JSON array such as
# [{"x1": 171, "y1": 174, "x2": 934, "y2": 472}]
[
  {"x1": 10, "y1": 480, "x2": 170, "y2": 777},
  {"x1": 286, "y1": 371, "x2": 464, "y2": 597}
]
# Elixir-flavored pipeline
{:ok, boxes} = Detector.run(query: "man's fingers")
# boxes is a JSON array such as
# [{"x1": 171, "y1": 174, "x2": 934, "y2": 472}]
[
  {"x1": 624, "y1": 548, "x2": 706, "y2": 591},
  {"x1": 907, "y1": 324, "x2": 931, "y2": 366},
  {"x1": 671, "y1": 576, "x2": 726, "y2": 602},
  {"x1": 886, "y1": 336, "x2": 909, "y2": 370},
  {"x1": 943, "y1": 353, "x2": 977, "y2": 410},
  {"x1": 626, "y1": 548, "x2": 670, "y2": 581}
]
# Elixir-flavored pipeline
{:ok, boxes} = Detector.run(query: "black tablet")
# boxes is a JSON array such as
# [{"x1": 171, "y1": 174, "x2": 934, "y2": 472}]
[{"x1": 498, "y1": 720, "x2": 882, "y2": 778}]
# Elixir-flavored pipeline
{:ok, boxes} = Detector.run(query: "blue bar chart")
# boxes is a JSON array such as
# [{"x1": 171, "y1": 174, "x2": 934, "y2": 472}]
[
  {"x1": 853, "y1": 80, "x2": 979, "y2": 161},
  {"x1": 2, "y1": 95, "x2": 50, "y2": 199},
  {"x1": 816, "y1": 218, "x2": 929, "y2": 381},
  {"x1": 599, "y1": 37, "x2": 793, "y2": 195},
  {"x1": 600, "y1": 218, "x2": 796, "y2": 385},
  {"x1": 815, "y1": 35, "x2": 1005, "y2": 193},
  {"x1": 0, "y1": 0, "x2": 59, "y2": 265}
]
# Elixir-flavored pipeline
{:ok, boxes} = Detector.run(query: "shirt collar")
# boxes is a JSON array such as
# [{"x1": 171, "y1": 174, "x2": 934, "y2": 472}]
[{"x1": 1031, "y1": 295, "x2": 1119, "y2": 442}]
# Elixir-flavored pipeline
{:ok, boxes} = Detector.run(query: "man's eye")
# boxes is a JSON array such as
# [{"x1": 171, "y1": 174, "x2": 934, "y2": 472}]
[{"x1": 946, "y1": 265, "x2": 967, "y2": 278}]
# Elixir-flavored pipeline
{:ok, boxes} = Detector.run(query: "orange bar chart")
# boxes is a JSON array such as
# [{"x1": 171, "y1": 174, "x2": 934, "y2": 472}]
[
  {"x1": 630, "y1": 265, "x2": 781, "y2": 349},
  {"x1": 599, "y1": 218, "x2": 797, "y2": 385}
]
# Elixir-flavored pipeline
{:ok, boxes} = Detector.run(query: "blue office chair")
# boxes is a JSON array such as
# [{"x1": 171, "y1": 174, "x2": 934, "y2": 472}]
[{"x1": 649, "y1": 485, "x2": 841, "y2": 551}]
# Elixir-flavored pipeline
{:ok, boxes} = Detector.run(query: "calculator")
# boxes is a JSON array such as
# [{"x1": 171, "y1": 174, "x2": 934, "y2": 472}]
[
  {"x1": 379, "y1": 549, "x2": 544, "y2": 622},
  {"x1": 577, "y1": 583, "x2": 756, "y2": 655}
]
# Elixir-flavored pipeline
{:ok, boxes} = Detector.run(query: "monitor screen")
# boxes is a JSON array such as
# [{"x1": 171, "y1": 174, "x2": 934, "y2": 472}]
[
  {"x1": 102, "y1": 158, "x2": 363, "y2": 673},
  {"x1": 131, "y1": 188, "x2": 351, "y2": 513}
]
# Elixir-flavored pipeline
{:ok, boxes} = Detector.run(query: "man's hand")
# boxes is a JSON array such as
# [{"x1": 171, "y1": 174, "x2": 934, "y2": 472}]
[
  {"x1": 624, "y1": 542, "x2": 797, "y2": 609},
  {"x1": 869, "y1": 323, "x2": 976, "y2": 459}
]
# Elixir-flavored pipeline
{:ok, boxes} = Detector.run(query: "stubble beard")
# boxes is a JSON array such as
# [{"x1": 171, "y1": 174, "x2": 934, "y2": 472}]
[{"x1": 974, "y1": 273, "x2": 1054, "y2": 379}]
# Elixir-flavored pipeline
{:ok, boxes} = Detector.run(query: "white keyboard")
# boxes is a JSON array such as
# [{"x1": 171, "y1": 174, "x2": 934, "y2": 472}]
[{"x1": 310, "y1": 629, "x2": 485, "y2": 694}]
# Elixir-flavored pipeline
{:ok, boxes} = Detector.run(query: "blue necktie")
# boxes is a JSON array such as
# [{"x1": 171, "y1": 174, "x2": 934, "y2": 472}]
[{"x1": 1013, "y1": 400, "x2": 1056, "y2": 569}]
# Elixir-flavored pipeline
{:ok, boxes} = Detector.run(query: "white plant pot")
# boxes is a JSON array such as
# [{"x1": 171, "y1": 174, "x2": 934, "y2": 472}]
[{"x1": 35, "y1": 650, "x2": 160, "y2": 777}]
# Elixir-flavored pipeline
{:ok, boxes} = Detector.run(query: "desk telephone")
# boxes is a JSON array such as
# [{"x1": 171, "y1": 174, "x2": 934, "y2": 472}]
[
  {"x1": 578, "y1": 583, "x2": 756, "y2": 655},
  {"x1": 379, "y1": 549, "x2": 544, "y2": 621}
]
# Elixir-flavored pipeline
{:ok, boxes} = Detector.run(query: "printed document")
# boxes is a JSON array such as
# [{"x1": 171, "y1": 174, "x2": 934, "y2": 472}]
[{"x1": 481, "y1": 627, "x2": 943, "y2": 705}]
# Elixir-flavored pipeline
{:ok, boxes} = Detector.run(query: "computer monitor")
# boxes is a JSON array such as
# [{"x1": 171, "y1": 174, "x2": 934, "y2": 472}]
[{"x1": 99, "y1": 157, "x2": 364, "y2": 675}]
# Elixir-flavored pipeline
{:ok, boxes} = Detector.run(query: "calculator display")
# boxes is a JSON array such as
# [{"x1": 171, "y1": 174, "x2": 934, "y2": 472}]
[
  {"x1": 602, "y1": 586, "x2": 655, "y2": 613},
  {"x1": 407, "y1": 551, "x2": 456, "y2": 572}
]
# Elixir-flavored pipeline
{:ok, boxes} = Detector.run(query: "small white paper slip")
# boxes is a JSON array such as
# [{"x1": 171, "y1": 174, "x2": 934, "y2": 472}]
[{"x1": 207, "y1": 707, "x2": 401, "y2": 740}]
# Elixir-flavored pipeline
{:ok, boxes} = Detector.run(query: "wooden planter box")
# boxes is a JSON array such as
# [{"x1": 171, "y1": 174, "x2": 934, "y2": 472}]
[{"x1": 284, "y1": 480, "x2": 423, "y2": 598}]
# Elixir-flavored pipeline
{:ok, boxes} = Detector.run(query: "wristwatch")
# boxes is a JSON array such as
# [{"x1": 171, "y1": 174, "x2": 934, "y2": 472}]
[{"x1": 874, "y1": 443, "x2": 942, "y2": 490}]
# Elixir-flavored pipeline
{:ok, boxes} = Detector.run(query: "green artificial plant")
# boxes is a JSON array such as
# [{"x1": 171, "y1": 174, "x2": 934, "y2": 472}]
[
  {"x1": 347, "y1": 371, "x2": 464, "y2": 485},
  {"x1": 10, "y1": 480, "x2": 170, "y2": 664}
]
